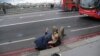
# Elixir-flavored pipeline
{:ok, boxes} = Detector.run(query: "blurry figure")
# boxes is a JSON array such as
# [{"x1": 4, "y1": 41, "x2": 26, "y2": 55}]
[
  {"x1": 34, "y1": 26, "x2": 65, "y2": 50},
  {"x1": 52, "y1": 26, "x2": 65, "y2": 38},
  {"x1": 2, "y1": 3, "x2": 6, "y2": 14},
  {"x1": 48, "y1": 32, "x2": 61, "y2": 48},
  {"x1": 50, "y1": 4, "x2": 54, "y2": 9},
  {"x1": 59, "y1": 26, "x2": 65, "y2": 39},
  {"x1": 51, "y1": 53, "x2": 60, "y2": 56}
]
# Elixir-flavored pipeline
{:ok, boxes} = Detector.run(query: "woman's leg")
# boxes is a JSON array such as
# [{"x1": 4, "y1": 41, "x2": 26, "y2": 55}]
[
  {"x1": 59, "y1": 26, "x2": 65, "y2": 39},
  {"x1": 45, "y1": 27, "x2": 49, "y2": 35}
]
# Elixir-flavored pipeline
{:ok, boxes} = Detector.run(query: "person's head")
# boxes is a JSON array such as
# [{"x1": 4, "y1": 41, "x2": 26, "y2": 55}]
[
  {"x1": 53, "y1": 33, "x2": 59, "y2": 40},
  {"x1": 52, "y1": 26, "x2": 58, "y2": 35}
]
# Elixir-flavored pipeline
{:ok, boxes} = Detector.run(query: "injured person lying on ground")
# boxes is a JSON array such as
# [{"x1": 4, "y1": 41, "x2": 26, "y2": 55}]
[{"x1": 34, "y1": 26, "x2": 65, "y2": 50}]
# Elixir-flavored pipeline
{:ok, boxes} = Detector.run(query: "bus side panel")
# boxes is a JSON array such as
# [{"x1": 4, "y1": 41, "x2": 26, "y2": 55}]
[{"x1": 79, "y1": 7, "x2": 100, "y2": 19}]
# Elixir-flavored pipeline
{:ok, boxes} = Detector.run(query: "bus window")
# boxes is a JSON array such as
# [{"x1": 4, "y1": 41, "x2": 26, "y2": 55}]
[
  {"x1": 80, "y1": 0, "x2": 98, "y2": 9},
  {"x1": 97, "y1": 0, "x2": 100, "y2": 9}
]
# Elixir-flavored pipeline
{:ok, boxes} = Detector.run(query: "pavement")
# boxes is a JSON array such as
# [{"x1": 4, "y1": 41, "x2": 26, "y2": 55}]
[
  {"x1": 0, "y1": 10, "x2": 100, "y2": 56},
  {"x1": 60, "y1": 36, "x2": 100, "y2": 56}
]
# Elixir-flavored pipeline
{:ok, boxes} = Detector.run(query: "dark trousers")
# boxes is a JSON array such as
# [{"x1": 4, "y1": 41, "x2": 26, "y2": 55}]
[{"x1": 3, "y1": 9, "x2": 6, "y2": 14}]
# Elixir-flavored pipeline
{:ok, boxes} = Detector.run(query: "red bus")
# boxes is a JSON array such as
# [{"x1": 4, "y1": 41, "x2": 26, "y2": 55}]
[
  {"x1": 79, "y1": 0, "x2": 100, "y2": 19},
  {"x1": 61, "y1": 0, "x2": 79, "y2": 11}
]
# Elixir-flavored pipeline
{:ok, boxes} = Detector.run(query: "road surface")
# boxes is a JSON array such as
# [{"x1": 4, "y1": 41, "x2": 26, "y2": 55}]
[{"x1": 0, "y1": 10, "x2": 100, "y2": 53}]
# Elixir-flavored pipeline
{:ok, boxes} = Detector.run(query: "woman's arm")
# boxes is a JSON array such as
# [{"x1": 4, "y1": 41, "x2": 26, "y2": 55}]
[
  {"x1": 48, "y1": 38, "x2": 57, "y2": 45},
  {"x1": 48, "y1": 40, "x2": 57, "y2": 48},
  {"x1": 45, "y1": 27, "x2": 49, "y2": 35}
]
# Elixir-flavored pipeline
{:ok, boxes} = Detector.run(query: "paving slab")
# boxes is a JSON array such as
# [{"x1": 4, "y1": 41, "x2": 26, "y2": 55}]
[
  {"x1": 20, "y1": 51, "x2": 39, "y2": 56},
  {"x1": 66, "y1": 36, "x2": 100, "y2": 48},
  {"x1": 39, "y1": 47, "x2": 60, "y2": 56},
  {"x1": 59, "y1": 45, "x2": 71, "y2": 52},
  {"x1": 59, "y1": 38, "x2": 100, "y2": 56}
]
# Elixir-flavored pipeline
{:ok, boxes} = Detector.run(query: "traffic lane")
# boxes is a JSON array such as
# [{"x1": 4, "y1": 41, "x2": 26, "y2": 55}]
[
  {"x1": 0, "y1": 17, "x2": 100, "y2": 53},
  {"x1": 4, "y1": 7, "x2": 58, "y2": 16},
  {"x1": 0, "y1": 11, "x2": 79, "y2": 26},
  {"x1": 0, "y1": 39, "x2": 35, "y2": 54},
  {"x1": 64, "y1": 17, "x2": 100, "y2": 38},
  {"x1": 0, "y1": 15, "x2": 82, "y2": 28},
  {"x1": 0, "y1": 10, "x2": 60, "y2": 19},
  {"x1": 0, "y1": 16, "x2": 84, "y2": 43},
  {"x1": 0, "y1": 11, "x2": 78, "y2": 20},
  {"x1": 65, "y1": 25, "x2": 100, "y2": 38},
  {"x1": 0, "y1": 29, "x2": 100, "y2": 54},
  {"x1": 0, "y1": 24, "x2": 100, "y2": 53},
  {"x1": 0, "y1": 16, "x2": 100, "y2": 43},
  {"x1": 1, "y1": 28, "x2": 100, "y2": 54}
]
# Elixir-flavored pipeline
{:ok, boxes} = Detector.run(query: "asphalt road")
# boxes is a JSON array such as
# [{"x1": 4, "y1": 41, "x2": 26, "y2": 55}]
[
  {"x1": 0, "y1": 11, "x2": 80, "y2": 43},
  {"x1": 0, "y1": 10, "x2": 100, "y2": 53}
]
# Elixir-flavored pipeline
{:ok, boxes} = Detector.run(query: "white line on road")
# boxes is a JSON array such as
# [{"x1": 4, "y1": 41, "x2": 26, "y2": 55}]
[
  {"x1": 67, "y1": 26, "x2": 71, "y2": 28},
  {"x1": 19, "y1": 14, "x2": 45, "y2": 19},
  {"x1": 70, "y1": 25, "x2": 100, "y2": 32},
  {"x1": 0, "y1": 19, "x2": 3, "y2": 21},
  {"x1": 3, "y1": 14, "x2": 45, "y2": 19},
  {"x1": 19, "y1": 17, "x2": 23, "y2": 19},
  {"x1": 19, "y1": 10, "x2": 61, "y2": 15},
  {"x1": 0, "y1": 15, "x2": 85, "y2": 27},
  {"x1": 0, "y1": 37, "x2": 36, "y2": 46},
  {"x1": 2, "y1": 10, "x2": 61, "y2": 17}
]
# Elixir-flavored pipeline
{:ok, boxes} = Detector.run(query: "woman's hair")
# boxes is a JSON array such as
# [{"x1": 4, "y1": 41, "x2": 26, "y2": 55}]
[
  {"x1": 52, "y1": 26, "x2": 64, "y2": 40},
  {"x1": 52, "y1": 26, "x2": 58, "y2": 35},
  {"x1": 59, "y1": 26, "x2": 64, "y2": 37}
]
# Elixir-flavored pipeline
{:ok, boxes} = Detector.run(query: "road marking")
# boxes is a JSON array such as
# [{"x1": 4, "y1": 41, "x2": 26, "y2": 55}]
[
  {"x1": 67, "y1": 26, "x2": 71, "y2": 28},
  {"x1": 0, "y1": 37, "x2": 36, "y2": 46},
  {"x1": 2, "y1": 10, "x2": 61, "y2": 17},
  {"x1": 4, "y1": 14, "x2": 45, "y2": 19},
  {"x1": 19, "y1": 17, "x2": 23, "y2": 19},
  {"x1": 0, "y1": 15, "x2": 85, "y2": 27},
  {"x1": 19, "y1": 14, "x2": 45, "y2": 19},
  {"x1": 56, "y1": 13, "x2": 62, "y2": 15},
  {"x1": 70, "y1": 25, "x2": 100, "y2": 32},
  {"x1": 0, "y1": 19, "x2": 3, "y2": 21}
]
